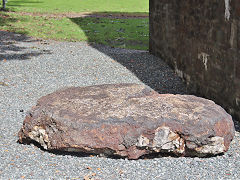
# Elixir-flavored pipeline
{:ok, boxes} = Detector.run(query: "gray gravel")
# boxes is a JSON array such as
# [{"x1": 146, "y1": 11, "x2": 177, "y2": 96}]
[{"x1": 0, "y1": 31, "x2": 240, "y2": 179}]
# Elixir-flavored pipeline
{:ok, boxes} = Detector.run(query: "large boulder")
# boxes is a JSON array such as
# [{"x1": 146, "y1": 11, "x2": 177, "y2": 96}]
[{"x1": 18, "y1": 84, "x2": 235, "y2": 159}]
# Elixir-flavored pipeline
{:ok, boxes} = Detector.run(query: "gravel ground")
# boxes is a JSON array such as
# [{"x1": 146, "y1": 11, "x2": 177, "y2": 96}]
[{"x1": 0, "y1": 31, "x2": 240, "y2": 179}]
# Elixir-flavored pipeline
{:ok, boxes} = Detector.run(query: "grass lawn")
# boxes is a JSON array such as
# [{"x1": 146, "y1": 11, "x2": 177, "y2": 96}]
[
  {"x1": 0, "y1": 0, "x2": 149, "y2": 50},
  {"x1": 4, "y1": 0, "x2": 148, "y2": 14}
]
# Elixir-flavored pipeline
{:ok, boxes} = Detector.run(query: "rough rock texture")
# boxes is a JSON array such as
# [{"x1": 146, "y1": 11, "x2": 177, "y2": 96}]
[
  {"x1": 149, "y1": 0, "x2": 240, "y2": 121},
  {"x1": 18, "y1": 84, "x2": 235, "y2": 159}
]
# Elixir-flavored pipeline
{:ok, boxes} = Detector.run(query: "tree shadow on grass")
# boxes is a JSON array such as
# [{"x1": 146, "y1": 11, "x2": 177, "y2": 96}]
[
  {"x1": 70, "y1": 14, "x2": 149, "y2": 50},
  {"x1": 0, "y1": 13, "x2": 51, "y2": 61},
  {"x1": 69, "y1": 12, "x2": 187, "y2": 95}
]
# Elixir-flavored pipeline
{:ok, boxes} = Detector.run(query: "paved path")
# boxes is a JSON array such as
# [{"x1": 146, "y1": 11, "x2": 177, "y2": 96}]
[{"x1": 0, "y1": 31, "x2": 239, "y2": 179}]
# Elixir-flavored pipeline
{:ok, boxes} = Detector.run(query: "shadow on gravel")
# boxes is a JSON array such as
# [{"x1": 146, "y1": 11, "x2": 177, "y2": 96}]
[
  {"x1": 233, "y1": 120, "x2": 240, "y2": 132},
  {"x1": 91, "y1": 43, "x2": 188, "y2": 95},
  {"x1": 0, "y1": 30, "x2": 51, "y2": 61}
]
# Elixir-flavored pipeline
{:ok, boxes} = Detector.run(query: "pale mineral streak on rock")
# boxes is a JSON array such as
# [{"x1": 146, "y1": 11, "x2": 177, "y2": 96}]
[
  {"x1": 28, "y1": 126, "x2": 50, "y2": 150},
  {"x1": 195, "y1": 136, "x2": 225, "y2": 154},
  {"x1": 136, "y1": 135, "x2": 150, "y2": 147},
  {"x1": 152, "y1": 126, "x2": 185, "y2": 154}
]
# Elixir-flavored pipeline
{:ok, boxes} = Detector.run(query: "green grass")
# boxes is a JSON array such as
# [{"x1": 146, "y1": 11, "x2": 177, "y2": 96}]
[
  {"x1": 0, "y1": 0, "x2": 149, "y2": 50},
  {"x1": 0, "y1": 13, "x2": 149, "y2": 50},
  {"x1": 4, "y1": 0, "x2": 149, "y2": 14}
]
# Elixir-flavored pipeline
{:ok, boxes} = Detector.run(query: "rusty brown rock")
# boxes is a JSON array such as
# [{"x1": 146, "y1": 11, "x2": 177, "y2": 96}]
[{"x1": 18, "y1": 84, "x2": 235, "y2": 159}]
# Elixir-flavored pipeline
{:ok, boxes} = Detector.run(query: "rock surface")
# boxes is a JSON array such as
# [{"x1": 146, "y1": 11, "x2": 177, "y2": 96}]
[{"x1": 18, "y1": 84, "x2": 235, "y2": 159}]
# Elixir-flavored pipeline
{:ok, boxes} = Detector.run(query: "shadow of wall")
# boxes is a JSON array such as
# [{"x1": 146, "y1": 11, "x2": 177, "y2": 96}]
[{"x1": 69, "y1": 12, "x2": 188, "y2": 95}]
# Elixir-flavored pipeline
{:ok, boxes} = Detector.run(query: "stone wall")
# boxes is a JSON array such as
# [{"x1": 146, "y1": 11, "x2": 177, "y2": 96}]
[{"x1": 149, "y1": 0, "x2": 240, "y2": 120}]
